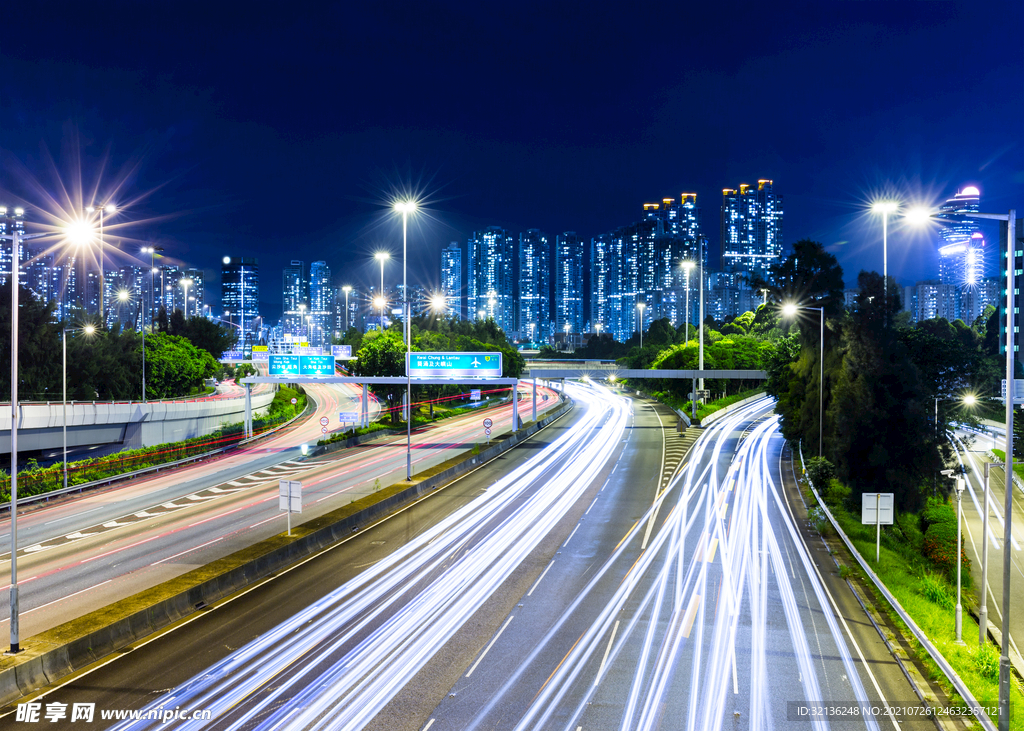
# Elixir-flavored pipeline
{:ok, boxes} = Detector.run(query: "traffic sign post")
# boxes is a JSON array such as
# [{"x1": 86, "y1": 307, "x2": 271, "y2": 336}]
[
  {"x1": 483, "y1": 417, "x2": 493, "y2": 442},
  {"x1": 321, "y1": 426, "x2": 328, "y2": 434},
  {"x1": 320, "y1": 416, "x2": 329, "y2": 427},
  {"x1": 407, "y1": 352, "x2": 502, "y2": 379},
  {"x1": 279, "y1": 480, "x2": 302, "y2": 536},
  {"x1": 861, "y1": 492, "x2": 893, "y2": 563}
]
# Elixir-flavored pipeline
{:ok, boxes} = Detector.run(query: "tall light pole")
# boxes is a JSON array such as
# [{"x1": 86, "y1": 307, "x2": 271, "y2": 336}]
[
  {"x1": 374, "y1": 252, "x2": 389, "y2": 333},
  {"x1": 783, "y1": 302, "x2": 824, "y2": 457},
  {"x1": 698, "y1": 238, "x2": 705, "y2": 393},
  {"x1": 909, "y1": 205, "x2": 1016, "y2": 730},
  {"x1": 179, "y1": 277, "x2": 193, "y2": 318},
  {"x1": 86, "y1": 203, "x2": 116, "y2": 323},
  {"x1": 63, "y1": 324, "x2": 97, "y2": 489},
  {"x1": 682, "y1": 261, "x2": 695, "y2": 342},
  {"x1": 871, "y1": 201, "x2": 898, "y2": 326},
  {"x1": 4, "y1": 224, "x2": 56, "y2": 655},
  {"x1": 394, "y1": 200, "x2": 418, "y2": 481},
  {"x1": 342, "y1": 285, "x2": 352, "y2": 332},
  {"x1": 637, "y1": 302, "x2": 646, "y2": 350}
]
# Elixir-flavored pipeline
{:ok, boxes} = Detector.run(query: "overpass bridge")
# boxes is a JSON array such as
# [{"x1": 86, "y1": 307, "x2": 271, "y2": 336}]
[{"x1": 522, "y1": 360, "x2": 767, "y2": 380}]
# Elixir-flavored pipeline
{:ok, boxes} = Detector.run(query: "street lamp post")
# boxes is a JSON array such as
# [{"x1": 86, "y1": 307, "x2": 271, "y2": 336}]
[
  {"x1": 3, "y1": 225, "x2": 52, "y2": 654},
  {"x1": 910, "y1": 206, "x2": 1016, "y2": 729},
  {"x1": 955, "y1": 474, "x2": 966, "y2": 644},
  {"x1": 394, "y1": 201, "x2": 417, "y2": 481},
  {"x1": 783, "y1": 303, "x2": 825, "y2": 457},
  {"x1": 374, "y1": 252, "x2": 389, "y2": 333},
  {"x1": 86, "y1": 203, "x2": 116, "y2": 323},
  {"x1": 682, "y1": 261, "x2": 695, "y2": 344},
  {"x1": 179, "y1": 278, "x2": 193, "y2": 318},
  {"x1": 342, "y1": 285, "x2": 352, "y2": 332},
  {"x1": 637, "y1": 302, "x2": 646, "y2": 349},
  {"x1": 871, "y1": 201, "x2": 898, "y2": 327},
  {"x1": 63, "y1": 324, "x2": 96, "y2": 489}
]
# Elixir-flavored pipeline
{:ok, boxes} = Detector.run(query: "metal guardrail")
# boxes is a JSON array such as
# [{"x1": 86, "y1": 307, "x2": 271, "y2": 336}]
[
  {"x1": 0, "y1": 401, "x2": 315, "y2": 512},
  {"x1": 797, "y1": 443, "x2": 997, "y2": 731}
]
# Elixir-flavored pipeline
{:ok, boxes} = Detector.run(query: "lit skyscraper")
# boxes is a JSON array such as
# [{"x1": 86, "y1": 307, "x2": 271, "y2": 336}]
[
  {"x1": 0, "y1": 206, "x2": 28, "y2": 290},
  {"x1": 518, "y1": 229, "x2": 550, "y2": 342},
  {"x1": 441, "y1": 242, "x2": 462, "y2": 318},
  {"x1": 309, "y1": 260, "x2": 332, "y2": 348},
  {"x1": 555, "y1": 231, "x2": 583, "y2": 339},
  {"x1": 221, "y1": 257, "x2": 259, "y2": 349},
  {"x1": 468, "y1": 226, "x2": 515, "y2": 333},
  {"x1": 720, "y1": 179, "x2": 783, "y2": 282},
  {"x1": 937, "y1": 186, "x2": 992, "y2": 323},
  {"x1": 282, "y1": 260, "x2": 308, "y2": 337}
]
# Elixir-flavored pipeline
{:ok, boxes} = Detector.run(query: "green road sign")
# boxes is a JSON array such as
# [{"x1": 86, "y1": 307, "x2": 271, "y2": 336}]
[
  {"x1": 269, "y1": 355, "x2": 301, "y2": 376},
  {"x1": 300, "y1": 355, "x2": 335, "y2": 376},
  {"x1": 407, "y1": 352, "x2": 502, "y2": 379}
]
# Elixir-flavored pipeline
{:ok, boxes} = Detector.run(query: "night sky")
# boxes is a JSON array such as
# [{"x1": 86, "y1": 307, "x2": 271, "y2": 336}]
[{"x1": 1, "y1": 2, "x2": 1021, "y2": 316}]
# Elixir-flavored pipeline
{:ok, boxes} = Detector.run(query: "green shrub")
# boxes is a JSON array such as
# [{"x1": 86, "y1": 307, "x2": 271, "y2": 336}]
[
  {"x1": 918, "y1": 572, "x2": 955, "y2": 610},
  {"x1": 920, "y1": 495, "x2": 956, "y2": 531},
  {"x1": 922, "y1": 520, "x2": 971, "y2": 584},
  {"x1": 974, "y1": 641, "x2": 1000, "y2": 681},
  {"x1": 806, "y1": 457, "x2": 837, "y2": 488},
  {"x1": 808, "y1": 505, "x2": 831, "y2": 535}
]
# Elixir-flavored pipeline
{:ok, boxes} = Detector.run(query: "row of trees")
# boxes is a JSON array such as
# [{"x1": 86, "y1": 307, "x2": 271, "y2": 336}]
[
  {"x1": 756, "y1": 240, "x2": 999, "y2": 512},
  {"x1": 0, "y1": 282, "x2": 227, "y2": 401}
]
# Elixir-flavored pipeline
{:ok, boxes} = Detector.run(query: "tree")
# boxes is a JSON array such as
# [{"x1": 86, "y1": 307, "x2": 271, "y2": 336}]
[
  {"x1": 753, "y1": 239, "x2": 845, "y2": 321},
  {"x1": 171, "y1": 315, "x2": 236, "y2": 359},
  {"x1": 351, "y1": 330, "x2": 407, "y2": 423},
  {"x1": 0, "y1": 282, "x2": 62, "y2": 401}
]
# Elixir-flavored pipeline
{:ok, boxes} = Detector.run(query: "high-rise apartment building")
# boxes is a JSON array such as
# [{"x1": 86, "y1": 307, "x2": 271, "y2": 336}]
[
  {"x1": 590, "y1": 196, "x2": 704, "y2": 342},
  {"x1": 720, "y1": 180, "x2": 783, "y2": 282},
  {"x1": 282, "y1": 260, "x2": 308, "y2": 337},
  {"x1": 936, "y1": 187, "x2": 994, "y2": 323},
  {"x1": 221, "y1": 257, "x2": 260, "y2": 349},
  {"x1": 468, "y1": 227, "x2": 515, "y2": 333},
  {"x1": 555, "y1": 232, "x2": 584, "y2": 339},
  {"x1": 518, "y1": 230, "x2": 550, "y2": 342},
  {"x1": 441, "y1": 242, "x2": 462, "y2": 318},
  {"x1": 309, "y1": 261, "x2": 332, "y2": 348}
]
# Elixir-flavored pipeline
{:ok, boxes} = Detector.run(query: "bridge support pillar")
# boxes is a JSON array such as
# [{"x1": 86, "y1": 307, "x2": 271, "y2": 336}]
[
  {"x1": 362, "y1": 383, "x2": 369, "y2": 428},
  {"x1": 532, "y1": 378, "x2": 537, "y2": 423},
  {"x1": 244, "y1": 383, "x2": 252, "y2": 438},
  {"x1": 512, "y1": 381, "x2": 519, "y2": 430}
]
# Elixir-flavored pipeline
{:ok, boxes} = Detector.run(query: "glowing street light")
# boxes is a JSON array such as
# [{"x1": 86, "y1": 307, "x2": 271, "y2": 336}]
[
  {"x1": 179, "y1": 277, "x2": 194, "y2": 318},
  {"x1": 871, "y1": 200, "x2": 899, "y2": 325},
  {"x1": 393, "y1": 199, "x2": 419, "y2": 481},
  {"x1": 342, "y1": 285, "x2": 352, "y2": 332},
  {"x1": 637, "y1": 302, "x2": 646, "y2": 350},
  {"x1": 430, "y1": 293, "x2": 447, "y2": 312},
  {"x1": 782, "y1": 302, "x2": 825, "y2": 457}
]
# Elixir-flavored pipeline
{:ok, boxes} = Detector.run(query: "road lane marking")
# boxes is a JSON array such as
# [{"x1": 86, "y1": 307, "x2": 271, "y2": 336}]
[
  {"x1": 562, "y1": 524, "x2": 581, "y2": 547},
  {"x1": 527, "y1": 561, "x2": 554, "y2": 597},
  {"x1": 466, "y1": 615, "x2": 514, "y2": 678},
  {"x1": 152, "y1": 536, "x2": 224, "y2": 566},
  {"x1": 593, "y1": 619, "x2": 620, "y2": 687},
  {"x1": 682, "y1": 592, "x2": 701, "y2": 638}
]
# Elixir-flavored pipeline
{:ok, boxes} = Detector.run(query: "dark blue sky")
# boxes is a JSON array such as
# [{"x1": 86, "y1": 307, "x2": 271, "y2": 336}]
[{"x1": 1, "y1": 2, "x2": 1021, "y2": 312}]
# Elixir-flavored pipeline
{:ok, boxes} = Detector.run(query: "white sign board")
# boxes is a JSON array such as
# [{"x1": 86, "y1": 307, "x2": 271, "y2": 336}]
[
  {"x1": 339, "y1": 411, "x2": 360, "y2": 421},
  {"x1": 861, "y1": 493, "x2": 894, "y2": 525},
  {"x1": 279, "y1": 480, "x2": 302, "y2": 514},
  {"x1": 1001, "y1": 379, "x2": 1024, "y2": 402}
]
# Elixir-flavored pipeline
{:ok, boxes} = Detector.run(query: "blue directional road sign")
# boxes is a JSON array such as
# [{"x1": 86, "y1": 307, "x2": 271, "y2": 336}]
[
  {"x1": 300, "y1": 355, "x2": 335, "y2": 376},
  {"x1": 269, "y1": 355, "x2": 301, "y2": 376},
  {"x1": 407, "y1": 352, "x2": 502, "y2": 379}
]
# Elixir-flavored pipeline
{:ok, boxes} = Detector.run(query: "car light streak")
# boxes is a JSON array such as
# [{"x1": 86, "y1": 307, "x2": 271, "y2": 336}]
[{"x1": 109, "y1": 383, "x2": 626, "y2": 731}]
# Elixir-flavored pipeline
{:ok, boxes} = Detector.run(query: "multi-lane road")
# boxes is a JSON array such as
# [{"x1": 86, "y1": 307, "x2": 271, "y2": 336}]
[
  {"x1": 11, "y1": 387, "x2": 940, "y2": 730},
  {"x1": 0, "y1": 380, "x2": 555, "y2": 639}
]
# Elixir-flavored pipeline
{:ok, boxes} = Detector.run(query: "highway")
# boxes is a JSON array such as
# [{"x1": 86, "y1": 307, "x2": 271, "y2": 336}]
[
  {"x1": 13, "y1": 390, "x2": 935, "y2": 730},
  {"x1": 0, "y1": 380, "x2": 555, "y2": 639}
]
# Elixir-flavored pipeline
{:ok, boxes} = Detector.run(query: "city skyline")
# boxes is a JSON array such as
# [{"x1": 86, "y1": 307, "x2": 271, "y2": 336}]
[{"x1": 0, "y1": 4, "x2": 1018, "y2": 313}]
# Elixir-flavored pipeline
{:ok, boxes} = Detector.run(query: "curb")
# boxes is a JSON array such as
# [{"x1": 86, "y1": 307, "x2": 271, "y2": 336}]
[{"x1": 0, "y1": 396, "x2": 573, "y2": 708}]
